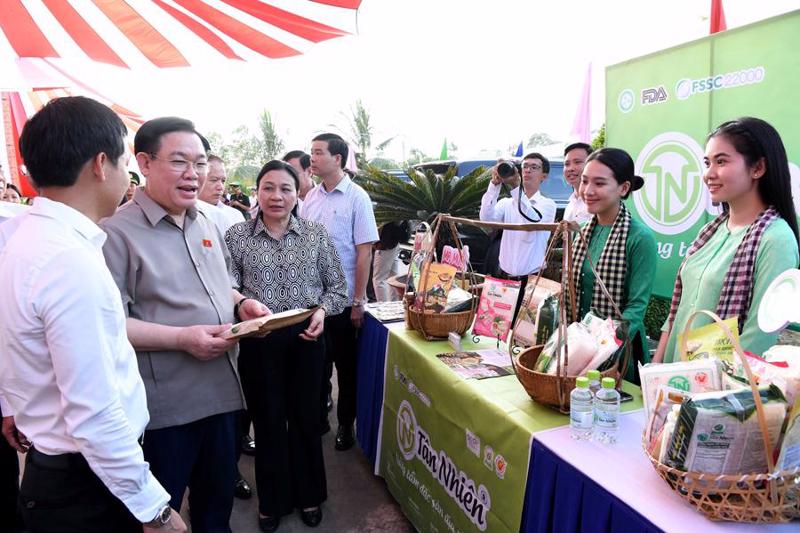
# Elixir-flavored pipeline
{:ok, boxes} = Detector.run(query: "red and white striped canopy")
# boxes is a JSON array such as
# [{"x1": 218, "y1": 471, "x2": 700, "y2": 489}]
[{"x1": 0, "y1": 0, "x2": 361, "y2": 69}]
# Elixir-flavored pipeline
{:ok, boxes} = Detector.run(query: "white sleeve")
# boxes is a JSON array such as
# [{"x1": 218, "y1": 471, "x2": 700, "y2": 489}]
[
  {"x1": 34, "y1": 249, "x2": 169, "y2": 522},
  {"x1": 479, "y1": 182, "x2": 504, "y2": 222},
  {"x1": 0, "y1": 393, "x2": 13, "y2": 417}
]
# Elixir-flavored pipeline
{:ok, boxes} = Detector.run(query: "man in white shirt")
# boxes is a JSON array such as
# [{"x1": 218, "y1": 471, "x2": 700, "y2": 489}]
[
  {"x1": 301, "y1": 133, "x2": 378, "y2": 451},
  {"x1": 198, "y1": 155, "x2": 245, "y2": 235},
  {"x1": 480, "y1": 153, "x2": 557, "y2": 314},
  {"x1": 0, "y1": 97, "x2": 186, "y2": 532},
  {"x1": 562, "y1": 142, "x2": 593, "y2": 225}
]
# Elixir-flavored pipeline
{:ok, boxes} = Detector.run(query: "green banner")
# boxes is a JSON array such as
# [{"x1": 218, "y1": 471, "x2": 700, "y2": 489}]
[
  {"x1": 378, "y1": 329, "x2": 643, "y2": 533},
  {"x1": 606, "y1": 10, "x2": 800, "y2": 297}
]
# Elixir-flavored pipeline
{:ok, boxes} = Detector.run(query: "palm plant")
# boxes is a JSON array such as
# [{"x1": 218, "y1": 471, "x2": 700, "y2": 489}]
[{"x1": 357, "y1": 164, "x2": 491, "y2": 226}]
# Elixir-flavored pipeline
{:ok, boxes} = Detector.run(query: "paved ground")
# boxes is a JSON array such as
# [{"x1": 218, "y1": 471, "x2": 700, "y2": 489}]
[{"x1": 194, "y1": 372, "x2": 415, "y2": 533}]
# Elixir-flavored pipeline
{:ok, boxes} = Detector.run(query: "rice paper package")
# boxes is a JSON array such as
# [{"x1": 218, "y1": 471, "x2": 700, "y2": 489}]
[
  {"x1": 665, "y1": 385, "x2": 787, "y2": 475},
  {"x1": 640, "y1": 359, "x2": 721, "y2": 422}
]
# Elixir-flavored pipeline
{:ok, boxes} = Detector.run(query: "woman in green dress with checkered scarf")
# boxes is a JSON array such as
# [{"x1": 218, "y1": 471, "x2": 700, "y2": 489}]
[{"x1": 571, "y1": 148, "x2": 657, "y2": 382}]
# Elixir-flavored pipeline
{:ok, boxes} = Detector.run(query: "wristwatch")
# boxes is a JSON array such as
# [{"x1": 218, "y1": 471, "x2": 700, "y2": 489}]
[
  {"x1": 145, "y1": 505, "x2": 172, "y2": 528},
  {"x1": 352, "y1": 297, "x2": 368, "y2": 307}
]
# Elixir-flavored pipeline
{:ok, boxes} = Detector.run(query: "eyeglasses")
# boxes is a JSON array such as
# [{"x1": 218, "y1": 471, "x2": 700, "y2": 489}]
[
  {"x1": 150, "y1": 155, "x2": 208, "y2": 174},
  {"x1": 522, "y1": 163, "x2": 543, "y2": 171}
]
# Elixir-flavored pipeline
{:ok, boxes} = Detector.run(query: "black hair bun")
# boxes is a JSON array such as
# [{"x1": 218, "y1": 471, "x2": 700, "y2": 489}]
[{"x1": 631, "y1": 175, "x2": 645, "y2": 192}]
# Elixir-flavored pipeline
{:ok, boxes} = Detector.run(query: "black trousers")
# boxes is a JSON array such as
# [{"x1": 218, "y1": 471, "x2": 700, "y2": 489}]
[
  {"x1": 0, "y1": 412, "x2": 23, "y2": 532},
  {"x1": 239, "y1": 321, "x2": 327, "y2": 516},
  {"x1": 142, "y1": 412, "x2": 237, "y2": 533},
  {"x1": 323, "y1": 308, "x2": 359, "y2": 427},
  {"x1": 19, "y1": 448, "x2": 140, "y2": 533}
]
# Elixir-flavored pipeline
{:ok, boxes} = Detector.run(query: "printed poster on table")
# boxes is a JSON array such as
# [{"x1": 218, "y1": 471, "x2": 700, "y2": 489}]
[{"x1": 378, "y1": 334, "x2": 529, "y2": 533}]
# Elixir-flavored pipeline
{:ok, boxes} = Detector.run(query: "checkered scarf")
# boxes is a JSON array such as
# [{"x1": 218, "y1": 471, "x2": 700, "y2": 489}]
[
  {"x1": 570, "y1": 204, "x2": 631, "y2": 320},
  {"x1": 667, "y1": 206, "x2": 779, "y2": 333}
]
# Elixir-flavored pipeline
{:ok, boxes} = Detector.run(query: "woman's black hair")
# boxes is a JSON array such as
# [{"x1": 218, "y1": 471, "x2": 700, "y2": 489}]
[
  {"x1": 708, "y1": 116, "x2": 799, "y2": 246},
  {"x1": 255, "y1": 160, "x2": 300, "y2": 217},
  {"x1": 585, "y1": 147, "x2": 644, "y2": 200}
]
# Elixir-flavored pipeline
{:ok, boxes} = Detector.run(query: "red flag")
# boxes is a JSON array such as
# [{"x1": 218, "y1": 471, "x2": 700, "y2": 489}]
[{"x1": 710, "y1": 0, "x2": 727, "y2": 34}]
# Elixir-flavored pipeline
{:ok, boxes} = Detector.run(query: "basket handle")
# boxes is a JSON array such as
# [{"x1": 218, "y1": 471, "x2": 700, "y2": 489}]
[{"x1": 679, "y1": 310, "x2": 776, "y2": 473}]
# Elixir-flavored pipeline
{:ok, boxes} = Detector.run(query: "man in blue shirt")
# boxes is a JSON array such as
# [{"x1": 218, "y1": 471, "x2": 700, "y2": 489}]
[{"x1": 301, "y1": 133, "x2": 378, "y2": 450}]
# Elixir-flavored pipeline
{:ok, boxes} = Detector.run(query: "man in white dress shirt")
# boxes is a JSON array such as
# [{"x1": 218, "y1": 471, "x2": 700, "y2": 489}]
[
  {"x1": 198, "y1": 155, "x2": 245, "y2": 235},
  {"x1": 562, "y1": 142, "x2": 593, "y2": 225},
  {"x1": 480, "y1": 153, "x2": 557, "y2": 315},
  {"x1": 0, "y1": 97, "x2": 186, "y2": 532}
]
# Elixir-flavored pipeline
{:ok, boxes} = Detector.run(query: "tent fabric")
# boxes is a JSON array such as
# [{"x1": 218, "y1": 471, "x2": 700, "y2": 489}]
[{"x1": 0, "y1": 0, "x2": 361, "y2": 69}]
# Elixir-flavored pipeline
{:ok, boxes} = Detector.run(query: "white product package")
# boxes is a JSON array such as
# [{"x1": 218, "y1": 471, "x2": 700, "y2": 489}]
[{"x1": 639, "y1": 359, "x2": 721, "y2": 422}]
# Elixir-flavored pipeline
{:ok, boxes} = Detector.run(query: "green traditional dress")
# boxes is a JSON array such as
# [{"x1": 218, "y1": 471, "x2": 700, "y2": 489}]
[
  {"x1": 662, "y1": 219, "x2": 798, "y2": 363},
  {"x1": 577, "y1": 216, "x2": 657, "y2": 380}
]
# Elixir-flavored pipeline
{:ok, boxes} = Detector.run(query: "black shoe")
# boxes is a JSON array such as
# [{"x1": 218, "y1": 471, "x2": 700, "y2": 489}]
[
  {"x1": 234, "y1": 477, "x2": 252, "y2": 499},
  {"x1": 320, "y1": 418, "x2": 331, "y2": 435},
  {"x1": 334, "y1": 425, "x2": 355, "y2": 451},
  {"x1": 241, "y1": 434, "x2": 256, "y2": 456},
  {"x1": 326, "y1": 393, "x2": 333, "y2": 412},
  {"x1": 300, "y1": 507, "x2": 323, "y2": 527},
  {"x1": 258, "y1": 515, "x2": 280, "y2": 532}
]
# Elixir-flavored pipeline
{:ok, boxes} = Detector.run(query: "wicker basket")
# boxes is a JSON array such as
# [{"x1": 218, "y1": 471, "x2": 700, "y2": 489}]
[
  {"x1": 403, "y1": 215, "x2": 480, "y2": 340},
  {"x1": 643, "y1": 310, "x2": 800, "y2": 523},
  {"x1": 514, "y1": 344, "x2": 618, "y2": 413},
  {"x1": 506, "y1": 220, "x2": 631, "y2": 412}
]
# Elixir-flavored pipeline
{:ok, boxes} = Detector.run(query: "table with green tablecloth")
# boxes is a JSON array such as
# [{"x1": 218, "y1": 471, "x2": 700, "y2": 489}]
[{"x1": 371, "y1": 324, "x2": 642, "y2": 533}]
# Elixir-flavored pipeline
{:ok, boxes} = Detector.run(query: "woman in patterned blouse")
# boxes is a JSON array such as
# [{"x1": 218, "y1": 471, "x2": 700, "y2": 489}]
[{"x1": 225, "y1": 160, "x2": 347, "y2": 531}]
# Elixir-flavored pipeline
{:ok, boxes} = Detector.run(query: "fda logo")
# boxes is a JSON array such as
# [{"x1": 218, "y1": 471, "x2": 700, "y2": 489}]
[
  {"x1": 397, "y1": 400, "x2": 417, "y2": 460},
  {"x1": 641, "y1": 86, "x2": 667, "y2": 105},
  {"x1": 634, "y1": 132, "x2": 709, "y2": 235}
]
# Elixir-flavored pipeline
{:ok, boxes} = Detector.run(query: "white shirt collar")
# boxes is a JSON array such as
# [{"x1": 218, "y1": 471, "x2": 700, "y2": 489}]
[{"x1": 31, "y1": 197, "x2": 106, "y2": 248}]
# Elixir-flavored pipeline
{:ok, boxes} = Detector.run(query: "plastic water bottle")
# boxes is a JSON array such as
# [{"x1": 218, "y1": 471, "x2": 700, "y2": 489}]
[
  {"x1": 570, "y1": 377, "x2": 593, "y2": 441},
  {"x1": 586, "y1": 369, "x2": 602, "y2": 397},
  {"x1": 594, "y1": 377, "x2": 621, "y2": 444}
]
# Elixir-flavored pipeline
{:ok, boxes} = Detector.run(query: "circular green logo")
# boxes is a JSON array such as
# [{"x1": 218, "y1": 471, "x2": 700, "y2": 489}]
[
  {"x1": 634, "y1": 132, "x2": 708, "y2": 235},
  {"x1": 396, "y1": 400, "x2": 417, "y2": 460},
  {"x1": 668, "y1": 375, "x2": 690, "y2": 391},
  {"x1": 618, "y1": 89, "x2": 635, "y2": 113}
]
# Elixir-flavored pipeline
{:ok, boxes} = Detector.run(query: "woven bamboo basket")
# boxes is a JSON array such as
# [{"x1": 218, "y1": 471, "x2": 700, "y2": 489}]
[
  {"x1": 643, "y1": 310, "x2": 800, "y2": 523},
  {"x1": 514, "y1": 345, "x2": 618, "y2": 412},
  {"x1": 507, "y1": 220, "x2": 631, "y2": 413},
  {"x1": 403, "y1": 216, "x2": 480, "y2": 340}
]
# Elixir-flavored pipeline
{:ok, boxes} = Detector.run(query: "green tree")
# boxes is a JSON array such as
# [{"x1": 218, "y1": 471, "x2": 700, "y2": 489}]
[
  {"x1": 258, "y1": 110, "x2": 284, "y2": 161},
  {"x1": 358, "y1": 164, "x2": 491, "y2": 225},
  {"x1": 591, "y1": 123, "x2": 606, "y2": 150}
]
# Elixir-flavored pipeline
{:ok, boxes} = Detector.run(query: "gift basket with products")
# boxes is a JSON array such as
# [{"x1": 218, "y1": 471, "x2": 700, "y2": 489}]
[
  {"x1": 508, "y1": 220, "x2": 633, "y2": 414},
  {"x1": 641, "y1": 269, "x2": 800, "y2": 523},
  {"x1": 403, "y1": 215, "x2": 482, "y2": 340}
]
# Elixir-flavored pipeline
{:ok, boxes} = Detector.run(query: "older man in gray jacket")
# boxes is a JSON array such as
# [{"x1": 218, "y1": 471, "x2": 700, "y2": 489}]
[{"x1": 101, "y1": 117, "x2": 267, "y2": 533}]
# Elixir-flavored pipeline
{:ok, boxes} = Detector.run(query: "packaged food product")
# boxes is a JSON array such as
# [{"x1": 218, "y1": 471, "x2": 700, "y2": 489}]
[
  {"x1": 443, "y1": 286, "x2": 473, "y2": 313},
  {"x1": 639, "y1": 359, "x2": 721, "y2": 422},
  {"x1": 472, "y1": 277, "x2": 520, "y2": 342},
  {"x1": 728, "y1": 350, "x2": 800, "y2": 406},
  {"x1": 512, "y1": 278, "x2": 560, "y2": 346},
  {"x1": 646, "y1": 385, "x2": 692, "y2": 446},
  {"x1": 675, "y1": 317, "x2": 739, "y2": 363},
  {"x1": 655, "y1": 405, "x2": 681, "y2": 463},
  {"x1": 415, "y1": 262, "x2": 457, "y2": 313},
  {"x1": 775, "y1": 396, "x2": 800, "y2": 471},
  {"x1": 665, "y1": 385, "x2": 787, "y2": 475}
]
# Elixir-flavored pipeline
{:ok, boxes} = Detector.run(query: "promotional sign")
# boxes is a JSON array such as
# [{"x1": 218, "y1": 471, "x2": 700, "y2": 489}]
[
  {"x1": 378, "y1": 333, "x2": 533, "y2": 533},
  {"x1": 606, "y1": 10, "x2": 800, "y2": 297}
]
